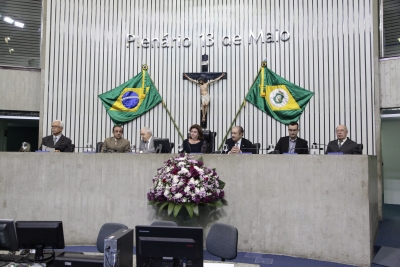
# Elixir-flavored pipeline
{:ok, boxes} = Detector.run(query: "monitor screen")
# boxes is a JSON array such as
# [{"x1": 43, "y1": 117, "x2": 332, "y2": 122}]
[
  {"x1": 136, "y1": 225, "x2": 203, "y2": 267},
  {"x1": 0, "y1": 219, "x2": 18, "y2": 251},
  {"x1": 154, "y1": 138, "x2": 172, "y2": 153},
  {"x1": 16, "y1": 221, "x2": 65, "y2": 261}
]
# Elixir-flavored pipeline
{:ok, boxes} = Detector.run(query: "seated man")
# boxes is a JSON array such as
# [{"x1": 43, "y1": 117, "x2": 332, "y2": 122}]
[
  {"x1": 275, "y1": 122, "x2": 309, "y2": 154},
  {"x1": 225, "y1": 126, "x2": 253, "y2": 154},
  {"x1": 139, "y1": 127, "x2": 156, "y2": 153},
  {"x1": 40, "y1": 120, "x2": 73, "y2": 152},
  {"x1": 325, "y1": 125, "x2": 361, "y2": 154},
  {"x1": 101, "y1": 126, "x2": 130, "y2": 153}
]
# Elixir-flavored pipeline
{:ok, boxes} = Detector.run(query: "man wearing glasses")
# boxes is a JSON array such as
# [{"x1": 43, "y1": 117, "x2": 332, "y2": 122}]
[
  {"x1": 274, "y1": 122, "x2": 309, "y2": 154},
  {"x1": 40, "y1": 120, "x2": 73, "y2": 152},
  {"x1": 101, "y1": 125, "x2": 131, "y2": 153}
]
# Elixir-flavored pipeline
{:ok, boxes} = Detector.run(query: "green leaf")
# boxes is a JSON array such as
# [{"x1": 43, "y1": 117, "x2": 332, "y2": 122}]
[
  {"x1": 148, "y1": 201, "x2": 155, "y2": 205},
  {"x1": 168, "y1": 202, "x2": 175, "y2": 216},
  {"x1": 173, "y1": 204, "x2": 183, "y2": 217},
  {"x1": 215, "y1": 200, "x2": 223, "y2": 207},
  {"x1": 184, "y1": 203, "x2": 194, "y2": 218},
  {"x1": 158, "y1": 202, "x2": 169, "y2": 215},
  {"x1": 221, "y1": 198, "x2": 228, "y2": 205},
  {"x1": 193, "y1": 204, "x2": 199, "y2": 216},
  {"x1": 219, "y1": 179, "x2": 226, "y2": 189},
  {"x1": 197, "y1": 156, "x2": 204, "y2": 162}
]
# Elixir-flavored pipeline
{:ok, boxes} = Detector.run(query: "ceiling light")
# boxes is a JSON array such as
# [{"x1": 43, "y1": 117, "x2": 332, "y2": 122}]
[
  {"x1": 14, "y1": 21, "x2": 24, "y2": 28},
  {"x1": 398, "y1": 38, "x2": 400, "y2": 43},
  {"x1": 4, "y1": 16, "x2": 14, "y2": 24},
  {"x1": 4, "y1": 37, "x2": 10, "y2": 43},
  {"x1": 9, "y1": 48, "x2": 14, "y2": 54}
]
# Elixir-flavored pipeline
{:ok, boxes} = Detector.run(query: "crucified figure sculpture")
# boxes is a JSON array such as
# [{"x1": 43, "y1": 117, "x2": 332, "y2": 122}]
[{"x1": 184, "y1": 73, "x2": 225, "y2": 122}]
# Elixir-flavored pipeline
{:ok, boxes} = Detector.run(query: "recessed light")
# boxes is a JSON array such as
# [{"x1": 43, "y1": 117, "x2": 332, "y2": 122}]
[
  {"x1": 4, "y1": 16, "x2": 14, "y2": 24},
  {"x1": 4, "y1": 37, "x2": 10, "y2": 43},
  {"x1": 14, "y1": 21, "x2": 24, "y2": 28}
]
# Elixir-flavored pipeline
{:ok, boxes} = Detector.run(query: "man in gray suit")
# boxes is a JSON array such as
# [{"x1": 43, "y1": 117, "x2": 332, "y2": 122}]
[
  {"x1": 139, "y1": 127, "x2": 156, "y2": 153},
  {"x1": 101, "y1": 126, "x2": 130, "y2": 153}
]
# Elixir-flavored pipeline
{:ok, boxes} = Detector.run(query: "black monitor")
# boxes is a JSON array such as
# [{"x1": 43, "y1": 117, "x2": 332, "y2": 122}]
[
  {"x1": 0, "y1": 219, "x2": 19, "y2": 252},
  {"x1": 154, "y1": 138, "x2": 172, "y2": 153},
  {"x1": 16, "y1": 221, "x2": 65, "y2": 261},
  {"x1": 136, "y1": 225, "x2": 203, "y2": 267}
]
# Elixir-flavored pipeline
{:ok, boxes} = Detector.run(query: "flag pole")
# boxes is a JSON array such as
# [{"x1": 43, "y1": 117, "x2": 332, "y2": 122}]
[
  {"x1": 162, "y1": 101, "x2": 184, "y2": 140},
  {"x1": 217, "y1": 60, "x2": 268, "y2": 151}
]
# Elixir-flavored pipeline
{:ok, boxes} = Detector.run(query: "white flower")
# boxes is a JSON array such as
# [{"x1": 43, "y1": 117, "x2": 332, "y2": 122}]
[
  {"x1": 164, "y1": 190, "x2": 170, "y2": 197},
  {"x1": 179, "y1": 167, "x2": 189, "y2": 174},
  {"x1": 194, "y1": 166, "x2": 204, "y2": 173},
  {"x1": 173, "y1": 176, "x2": 179, "y2": 184},
  {"x1": 175, "y1": 193, "x2": 183, "y2": 199},
  {"x1": 177, "y1": 161, "x2": 185, "y2": 167},
  {"x1": 184, "y1": 186, "x2": 191, "y2": 193}
]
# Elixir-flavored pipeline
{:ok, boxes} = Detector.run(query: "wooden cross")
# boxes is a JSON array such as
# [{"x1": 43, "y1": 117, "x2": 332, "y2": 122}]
[{"x1": 183, "y1": 54, "x2": 227, "y2": 129}]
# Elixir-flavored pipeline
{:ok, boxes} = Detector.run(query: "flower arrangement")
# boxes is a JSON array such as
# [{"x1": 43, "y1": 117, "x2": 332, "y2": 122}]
[{"x1": 147, "y1": 153, "x2": 227, "y2": 218}]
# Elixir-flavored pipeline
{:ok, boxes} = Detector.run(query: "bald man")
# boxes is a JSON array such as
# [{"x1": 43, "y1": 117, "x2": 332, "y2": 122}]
[{"x1": 325, "y1": 125, "x2": 361, "y2": 154}]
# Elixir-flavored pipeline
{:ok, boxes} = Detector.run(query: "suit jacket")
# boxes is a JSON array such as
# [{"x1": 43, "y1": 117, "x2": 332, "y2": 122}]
[
  {"x1": 225, "y1": 138, "x2": 253, "y2": 153},
  {"x1": 182, "y1": 139, "x2": 208, "y2": 153},
  {"x1": 275, "y1": 136, "x2": 309, "y2": 154},
  {"x1": 40, "y1": 135, "x2": 73, "y2": 152},
  {"x1": 101, "y1": 137, "x2": 130, "y2": 153},
  {"x1": 139, "y1": 137, "x2": 156, "y2": 153},
  {"x1": 325, "y1": 138, "x2": 361, "y2": 154}
]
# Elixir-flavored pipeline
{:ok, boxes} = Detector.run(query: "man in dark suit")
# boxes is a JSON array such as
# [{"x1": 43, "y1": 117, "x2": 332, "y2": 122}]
[
  {"x1": 225, "y1": 126, "x2": 253, "y2": 154},
  {"x1": 325, "y1": 125, "x2": 361, "y2": 154},
  {"x1": 40, "y1": 120, "x2": 73, "y2": 152},
  {"x1": 101, "y1": 125, "x2": 131, "y2": 153},
  {"x1": 275, "y1": 122, "x2": 309, "y2": 154}
]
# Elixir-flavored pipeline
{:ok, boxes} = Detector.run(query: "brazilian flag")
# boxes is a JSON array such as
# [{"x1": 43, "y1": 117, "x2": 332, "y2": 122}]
[
  {"x1": 245, "y1": 62, "x2": 314, "y2": 124},
  {"x1": 98, "y1": 65, "x2": 162, "y2": 125}
]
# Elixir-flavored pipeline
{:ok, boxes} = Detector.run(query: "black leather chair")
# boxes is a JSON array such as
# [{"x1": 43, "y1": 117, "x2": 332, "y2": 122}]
[
  {"x1": 186, "y1": 130, "x2": 216, "y2": 153},
  {"x1": 150, "y1": 220, "x2": 178, "y2": 227},
  {"x1": 251, "y1": 143, "x2": 261, "y2": 154},
  {"x1": 96, "y1": 142, "x2": 103, "y2": 153},
  {"x1": 356, "y1": 144, "x2": 363, "y2": 154}
]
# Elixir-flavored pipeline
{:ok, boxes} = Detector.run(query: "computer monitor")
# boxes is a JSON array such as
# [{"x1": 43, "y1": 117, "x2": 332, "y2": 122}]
[
  {"x1": 16, "y1": 221, "x2": 65, "y2": 261},
  {"x1": 154, "y1": 138, "x2": 172, "y2": 153},
  {"x1": 0, "y1": 219, "x2": 19, "y2": 252},
  {"x1": 136, "y1": 225, "x2": 203, "y2": 267}
]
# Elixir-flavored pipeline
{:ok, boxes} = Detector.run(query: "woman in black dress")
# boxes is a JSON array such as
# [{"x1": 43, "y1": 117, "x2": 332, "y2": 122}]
[{"x1": 182, "y1": 124, "x2": 208, "y2": 153}]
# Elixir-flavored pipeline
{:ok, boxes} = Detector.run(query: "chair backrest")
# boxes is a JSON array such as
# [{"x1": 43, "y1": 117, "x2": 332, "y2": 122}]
[
  {"x1": 96, "y1": 142, "x2": 103, "y2": 153},
  {"x1": 357, "y1": 143, "x2": 363, "y2": 154},
  {"x1": 206, "y1": 223, "x2": 238, "y2": 261},
  {"x1": 96, "y1": 222, "x2": 128, "y2": 252},
  {"x1": 150, "y1": 220, "x2": 178, "y2": 227},
  {"x1": 251, "y1": 143, "x2": 261, "y2": 154},
  {"x1": 186, "y1": 130, "x2": 217, "y2": 153}
]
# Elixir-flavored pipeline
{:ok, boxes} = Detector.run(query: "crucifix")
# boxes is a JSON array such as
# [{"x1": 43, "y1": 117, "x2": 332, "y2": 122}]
[{"x1": 183, "y1": 54, "x2": 227, "y2": 129}]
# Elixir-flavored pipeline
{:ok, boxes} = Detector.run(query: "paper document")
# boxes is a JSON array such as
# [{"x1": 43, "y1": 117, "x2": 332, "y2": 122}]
[{"x1": 42, "y1": 145, "x2": 55, "y2": 152}]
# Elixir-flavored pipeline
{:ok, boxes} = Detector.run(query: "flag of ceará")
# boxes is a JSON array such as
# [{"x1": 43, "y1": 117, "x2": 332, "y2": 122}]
[
  {"x1": 245, "y1": 62, "x2": 314, "y2": 124},
  {"x1": 98, "y1": 65, "x2": 162, "y2": 125}
]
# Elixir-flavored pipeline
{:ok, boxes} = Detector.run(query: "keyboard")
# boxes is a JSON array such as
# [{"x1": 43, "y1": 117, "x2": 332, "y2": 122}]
[{"x1": 0, "y1": 253, "x2": 26, "y2": 262}]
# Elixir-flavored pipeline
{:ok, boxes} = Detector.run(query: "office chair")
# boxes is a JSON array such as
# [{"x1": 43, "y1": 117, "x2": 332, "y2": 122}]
[
  {"x1": 206, "y1": 223, "x2": 238, "y2": 261},
  {"x1": 251, "y1": 143, "x2": 261, "y2": 154},
  {"x1": 356, "y1": 144, "x2": 363, "y2": 154},
  {"x1": 150, "y1": 220, "x2": 178, "y2": 227},
  {"x1": 96, "y1": 142, "x2": 103, "y2": 153},
  {"x1": 96, "y1": 222, "x2": 128, "y2": 252}
]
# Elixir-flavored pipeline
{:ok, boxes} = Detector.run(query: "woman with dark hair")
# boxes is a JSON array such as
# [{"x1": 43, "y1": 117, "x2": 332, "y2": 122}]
[{"x1": 182, "y1": 124, "x2": 208, "y2": 153}]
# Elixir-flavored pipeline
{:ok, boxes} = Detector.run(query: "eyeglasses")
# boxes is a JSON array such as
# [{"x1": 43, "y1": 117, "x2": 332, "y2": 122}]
[{"x1": 51, "y1": 125, "x2": 60, "y2": 128}]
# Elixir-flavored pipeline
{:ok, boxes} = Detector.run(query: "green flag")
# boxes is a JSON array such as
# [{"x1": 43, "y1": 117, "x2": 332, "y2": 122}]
[
  {"x1": 98, "y1": 65, "x2": 162, "y2": 125},
  {"x1": 245, "y1": 62, "x2": 314, "y2": 124}
]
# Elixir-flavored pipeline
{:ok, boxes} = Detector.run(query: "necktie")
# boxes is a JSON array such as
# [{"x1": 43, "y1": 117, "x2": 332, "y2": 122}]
[
  {"x1": 53, "y1": 136, "x2": 57, "y2": 144},
  {"x1": 338, "y1": 140, "x2": 343, "y2": 148},
  {"x1": 115, "y1": 139, "x2": 117, "y2": 146}
]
